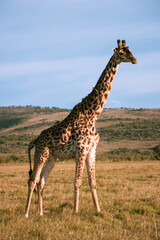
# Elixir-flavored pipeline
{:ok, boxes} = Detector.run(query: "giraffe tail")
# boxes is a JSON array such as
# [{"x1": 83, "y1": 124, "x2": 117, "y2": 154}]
[
  {"x1": 28, "y1": 139, "x2": 38, "y2": 194},
  {"x1": 28, "y1": 139, "x2": 36, "y2": 178}
]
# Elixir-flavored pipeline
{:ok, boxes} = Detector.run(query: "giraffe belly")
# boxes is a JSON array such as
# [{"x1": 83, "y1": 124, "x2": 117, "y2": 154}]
[
  {"x1": 52, "y1": 141, "x2": 76, "y2": 159},
  {"x1": 53, "y1": 150, "x2": 75, "y2": 159}
]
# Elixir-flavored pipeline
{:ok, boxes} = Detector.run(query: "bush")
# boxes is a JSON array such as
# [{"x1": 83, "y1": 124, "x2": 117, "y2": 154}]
[
  {"x1": 153, "y1": 145, "x2": 160, "y2": 160},
  {"x1": 0, "y1": 154, "x2": 28, "y2": 163},
  {"x1": 98, "y1": 119, "x2": 160, "y2": 141},
  {"x1": 0, "y1": 117, "x2": 25, "y2": 130},
  {"x1": 102, "y1": 148, "x2": 154, "y2": 162},
  {"x1": 9, "y1": 155, "x2": 19, "y2": 162}
]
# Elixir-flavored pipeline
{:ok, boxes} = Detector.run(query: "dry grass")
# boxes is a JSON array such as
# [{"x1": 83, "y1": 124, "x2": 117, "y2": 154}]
[{"x1": 0, "y1": 161, "x2": 160, "y2": 240}]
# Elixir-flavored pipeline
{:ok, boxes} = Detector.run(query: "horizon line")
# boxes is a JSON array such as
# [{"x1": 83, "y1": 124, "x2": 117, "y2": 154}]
[{"x1": 0, "y1": 105, "x2": 159, "y2": 110}]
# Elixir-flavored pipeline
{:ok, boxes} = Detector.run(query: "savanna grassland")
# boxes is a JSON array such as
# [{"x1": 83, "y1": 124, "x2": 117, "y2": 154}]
[
  {"x1": 0, "y1": 161, "x2": 160, "y2": 240},
  {"x1": 0, "y1": 107, "x2": 160, "y2": 239}
]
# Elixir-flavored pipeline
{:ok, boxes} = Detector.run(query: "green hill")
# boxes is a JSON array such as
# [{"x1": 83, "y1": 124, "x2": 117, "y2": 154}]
[{"x1": 0, "y1": 106, "x2": 160, "y2": 162}]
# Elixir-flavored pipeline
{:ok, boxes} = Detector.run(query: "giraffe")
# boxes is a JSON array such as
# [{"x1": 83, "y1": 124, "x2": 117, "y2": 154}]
[{"x1": 24, "y1": 40, "x2": 137, "y2": 218}]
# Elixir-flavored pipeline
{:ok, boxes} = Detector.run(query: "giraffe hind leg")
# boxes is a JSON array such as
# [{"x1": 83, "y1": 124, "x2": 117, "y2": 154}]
[
  {"x1": 24, "y1": 147, "x2": 50, "y2": 218},
  {"x1": 37, "y1": 156, "x2": 55, "y2": 216},
  {"x1": 86, "y1": 146, "x2": 100, "y2": 212},
  {"x1": 24, "y1": 162, "x2": 45, "y2": 218},
  {"x1": 74, "y1": 152, "x2": 86, "y2": 213}
]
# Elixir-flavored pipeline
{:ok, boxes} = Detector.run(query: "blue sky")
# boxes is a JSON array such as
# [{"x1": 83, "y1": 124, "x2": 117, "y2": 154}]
[{"x1": 0, "y1": 0, "x2": 160, "y2": 109}]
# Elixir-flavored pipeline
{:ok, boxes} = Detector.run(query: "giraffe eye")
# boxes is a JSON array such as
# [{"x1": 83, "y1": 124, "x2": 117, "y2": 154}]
[{"x1": 119, "y1": 52, "x2": 123, "y2": 55}]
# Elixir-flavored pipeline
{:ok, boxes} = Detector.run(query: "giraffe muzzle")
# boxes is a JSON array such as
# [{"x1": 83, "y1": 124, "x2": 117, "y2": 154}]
[{"x1": 132, "y1": 58, "x2": 137, "y2": 64}]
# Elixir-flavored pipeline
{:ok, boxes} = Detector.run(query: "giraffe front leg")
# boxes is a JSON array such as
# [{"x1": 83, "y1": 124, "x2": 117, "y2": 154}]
[
  {"x1": 24, "y1": 180, "x2": 34, "y2": 219},
  {"x1": 86, "y1": 146, "x2": 100, "y2": 212},
  {"x1": 37, "y1": 182, "x2": 43, "y2": 216},
  {"x1": 74, "y1": 152, "x2": 86, "y2": 213}
]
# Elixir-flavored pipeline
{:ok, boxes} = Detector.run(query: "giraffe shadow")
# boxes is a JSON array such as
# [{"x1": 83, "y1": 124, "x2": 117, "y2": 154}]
[
  {"x1": 59, "y1": 202, "x2": 69, "y2": 210},
  {"x1": 47, "y1": 202, "x2": 73, "y2": 215}
]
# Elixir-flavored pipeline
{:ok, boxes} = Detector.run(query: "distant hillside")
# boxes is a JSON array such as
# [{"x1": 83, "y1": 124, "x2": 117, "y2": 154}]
[{"x1": 0, "y1": 106, "x2": 160, "y2": 162}]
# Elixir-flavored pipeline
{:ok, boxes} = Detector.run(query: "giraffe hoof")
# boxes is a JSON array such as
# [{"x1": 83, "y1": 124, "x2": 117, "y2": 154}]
[
  {"x1": 24, "y1": 213, "x2": 28, "y2": 219},
  {"x1": 97, "y1": 207, "x2": 101, "y2": 212},
  {"x1": 38, "y1": 212, "x2": 43, "y2": 216},
  {"x1": 73, "y1": 209, "x2": 79, "y2": 214}
]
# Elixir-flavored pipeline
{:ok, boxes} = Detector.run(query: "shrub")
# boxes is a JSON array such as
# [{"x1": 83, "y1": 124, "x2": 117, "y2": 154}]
[
  {"x1": 153, "y1": 145, "x2": 160, "y2": 160},
  {"x1": 9, "y1": 155, "x2": 19, "y2": 162}
]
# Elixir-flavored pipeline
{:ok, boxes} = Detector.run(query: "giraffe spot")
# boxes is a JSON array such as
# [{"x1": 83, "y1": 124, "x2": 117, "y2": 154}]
[
  {"x1": 105, "y1": 93, "x2": 108, "y2": 99},
  {"x1": 108, "y1": 85, "x2": 111, "y2": 91},
  {"x1": 109, "y1": 63, "x2": 112, "y2": 68},
  {"x1": 110, "y1": 76, "x2": 113, "y2": 82},
  {"x1": 63, "y1": 135, "x2": 67, "y2": 142},
  {"x1": 113, "y1": 62, "x2": 117, "y2": 68}
]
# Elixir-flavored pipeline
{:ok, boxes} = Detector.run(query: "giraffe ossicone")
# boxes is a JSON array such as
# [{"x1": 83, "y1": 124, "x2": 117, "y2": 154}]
[{"x1": 24, "y1": 40, "x2": 137, "y2": 218}]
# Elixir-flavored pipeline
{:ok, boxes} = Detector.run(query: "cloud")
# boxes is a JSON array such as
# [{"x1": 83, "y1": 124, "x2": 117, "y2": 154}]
[
  {"x1": 0, "y1": 0, "x2": 160, "y2": 108},
  {"x1": 114, "y1": 51, "x2": 160, "y2": 95},
  {"x1": 1, "y1": 50, "x2": 160, "y2": 96},
  {"x1": 1, "y1": 50, "x2": 159, "y2": 77},
  {"x1": 107, "y1": 99, "x2": 122, "y2": 108},
  {"x1": 0, "y1": 56, "x2": 106, "y2": 78},
  {"x1": 1, "y1": 0, "x2": 159, "y2": 61}
]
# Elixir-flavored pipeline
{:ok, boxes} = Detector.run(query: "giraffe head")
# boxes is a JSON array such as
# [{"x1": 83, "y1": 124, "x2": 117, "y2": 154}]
[{"x1": 113, "y1": 39, "x2": 137, "y2": 64}]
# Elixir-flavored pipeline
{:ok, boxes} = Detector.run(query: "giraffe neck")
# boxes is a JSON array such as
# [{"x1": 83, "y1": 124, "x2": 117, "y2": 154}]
[{"x1": 84, "y1": 54, "x2": 120, "y2": 121}]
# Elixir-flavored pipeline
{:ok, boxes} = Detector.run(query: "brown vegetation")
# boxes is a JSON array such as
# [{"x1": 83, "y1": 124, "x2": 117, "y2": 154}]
[{"x1": 0, "y1": 162, "x2": 160, "y2": 240}]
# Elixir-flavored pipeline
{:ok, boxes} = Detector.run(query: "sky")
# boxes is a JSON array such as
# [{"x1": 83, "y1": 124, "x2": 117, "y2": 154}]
[{"x1": 0, "y1": 0, "x2": 160, "y2": 109}]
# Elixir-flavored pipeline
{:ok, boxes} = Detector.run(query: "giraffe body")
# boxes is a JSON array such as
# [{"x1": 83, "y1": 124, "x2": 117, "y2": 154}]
[{"x1": 24, "y1": 40, "x2": 137, "y2": 218}]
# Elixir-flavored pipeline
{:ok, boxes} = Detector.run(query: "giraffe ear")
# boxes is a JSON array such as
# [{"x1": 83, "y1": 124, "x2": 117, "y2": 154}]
[{"x1": 113, "y1": 48, "x2": 118, "y2": 53}]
